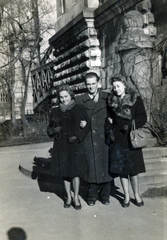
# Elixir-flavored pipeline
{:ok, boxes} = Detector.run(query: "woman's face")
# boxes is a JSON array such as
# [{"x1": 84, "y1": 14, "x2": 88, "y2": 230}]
[
  {"x1": 112, "y1": 81, "x2": 126, "y2": 97},
  {"x1": 59, "y1": 90, "x2": 72, "y2": 105}
]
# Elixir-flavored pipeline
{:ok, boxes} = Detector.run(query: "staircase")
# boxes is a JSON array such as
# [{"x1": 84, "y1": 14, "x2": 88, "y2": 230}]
[{"x1": 140, "y1": 147, "x2": 167, "y2": 186}]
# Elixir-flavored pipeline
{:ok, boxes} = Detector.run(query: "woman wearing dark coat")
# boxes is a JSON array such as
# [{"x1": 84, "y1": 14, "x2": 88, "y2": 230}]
[
  {"x1": 106, "y1": 75, "x2": 147, "y2": 208},
  {"x1": 47, "y1": 85, "x2": 89, "y2": 210}
]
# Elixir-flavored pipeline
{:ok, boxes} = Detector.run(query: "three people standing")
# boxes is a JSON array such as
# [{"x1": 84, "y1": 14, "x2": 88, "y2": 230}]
[{"x1": 48, "y1": 72, "x2": 147, "y2": 209}]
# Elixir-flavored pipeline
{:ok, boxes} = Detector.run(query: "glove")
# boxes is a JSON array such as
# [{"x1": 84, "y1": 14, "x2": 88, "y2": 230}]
[
  {"x1": 120, "y1": 124, "x2": 129, "y2": 134},
  {"x1": 53, "y1": 126, "x2": 62, "y2": 133},
  {"x1": 105, "y1": 128, "x2": 115, "y2": 146},
  {"x1": 68, "y1": 136, "x2": 78, "y2": 144},
  {"x1": 105, "y1": 121, "x2": 115, "y2": 146},
  {"x1": 55, "y1": 133, "x2": 61, "y2": 140},
  {"x1": 108, "y1": 129, "x2": 115, "y2": 142},
  {"x1": 47, "y1": 126, "x2": 55, "y2": 138}
]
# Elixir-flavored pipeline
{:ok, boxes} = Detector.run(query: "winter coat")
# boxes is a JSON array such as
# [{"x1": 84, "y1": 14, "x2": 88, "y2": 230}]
[
  {"x1": 77, "y1": 91, "x2": 112, "y2": 183},
  {"x1": 107, "y1": 93, "x2": 147, "y2": 176},
  {"x1": 48, "y1": 103, "x2": 89, "y2": 178}
]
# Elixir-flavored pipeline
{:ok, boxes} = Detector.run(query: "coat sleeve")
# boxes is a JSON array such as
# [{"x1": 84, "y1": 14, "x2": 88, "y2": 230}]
[
  {"x1": 73, "y1": 105, "x2": 90, "y2": 143},
  {"x1": 134, "y1": 97, "x2": 147, "y2": 129},
  {"x1": 47, "y1": 108, "x2": 61, "y2": 138}
]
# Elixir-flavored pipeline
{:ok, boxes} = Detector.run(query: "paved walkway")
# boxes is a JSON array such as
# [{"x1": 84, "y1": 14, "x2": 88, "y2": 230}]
[{"x1": 0, "y1": 142, "x2": 166, "y2": 240}]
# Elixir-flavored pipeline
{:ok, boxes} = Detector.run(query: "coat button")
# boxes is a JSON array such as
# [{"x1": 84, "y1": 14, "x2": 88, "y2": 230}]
[
  {"x1": 94, "y1": 143, "x2": 97, "y2": 146},
  {"x1": 93, "y1": 130, "x2": 96, "y2": 133}
]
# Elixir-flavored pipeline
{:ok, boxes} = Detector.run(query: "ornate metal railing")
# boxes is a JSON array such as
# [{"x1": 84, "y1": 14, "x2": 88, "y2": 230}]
[{"x1": 31, "y1": 61, "x2": 54, "y2": 110}]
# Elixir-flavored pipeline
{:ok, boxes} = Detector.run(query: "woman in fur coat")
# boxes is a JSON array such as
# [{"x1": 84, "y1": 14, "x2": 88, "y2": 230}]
[
  {"x1": 47, "y1": 85, "x2": 89, "y2": 210},
  {"x1": 106, "y1": 75, "x2": 147, "y2": 208}
]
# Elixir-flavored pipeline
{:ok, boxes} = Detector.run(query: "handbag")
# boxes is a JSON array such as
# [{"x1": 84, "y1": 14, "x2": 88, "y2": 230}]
[{"x1": 130, "y1": 120, "x2": 147, "y2": 149}]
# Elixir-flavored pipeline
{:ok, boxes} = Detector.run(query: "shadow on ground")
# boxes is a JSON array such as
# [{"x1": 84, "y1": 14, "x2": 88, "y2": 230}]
[
  {"x1": 19, "y1": 152, "x2": 167, "y2": 205},
  {"x1": 7, "y1": 227, "x2": 27, "y2": 240},
  {"x1": 19, "y1": 156, "x2": 120, "y2": 205},
  {"x1": 141, "y1": 186, "x2": 167, "y2": 198}
]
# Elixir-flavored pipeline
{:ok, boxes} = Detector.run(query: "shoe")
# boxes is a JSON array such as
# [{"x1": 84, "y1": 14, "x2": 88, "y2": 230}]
[
  {"x1": 101, "y1": 200, "x2": 110, "y2": 205},
  {"x1": 87, "y1": 200, "x2": 96, "y2": 206},
  {"x1": 73, "y1": 200, "x2": 82, "y2": 210},
  {"x1": 64, "y1": 202, "x2": 71, "y2": 208},
  {"x1": 122, "y1": 200, "x2": 130, "y2": 208},
  {"x1": 135, "y1": 200, "x2": 144, "y2": 207},
  {"x1": 63, "y1": 199, "x2": 72, "y2": 208}
]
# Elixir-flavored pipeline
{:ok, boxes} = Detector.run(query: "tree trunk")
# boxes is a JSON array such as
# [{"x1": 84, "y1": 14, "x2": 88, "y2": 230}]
[{"x1": 20, "y1": 61, "x2": 31, "y2": 137}]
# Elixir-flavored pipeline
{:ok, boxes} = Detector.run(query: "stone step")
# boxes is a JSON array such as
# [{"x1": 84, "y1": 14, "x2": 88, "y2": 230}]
[
  {"x1": 147, "y1": 137, "x2": 157, "y2": 148},
  {"x1": 140, "y1": 169, "x2": 167, "y2": 184},
  {"x1": 143, "y1": 147, "x2": 167, "y2": 159},
  {"x1": 144, "y1": 158, "x2": 167, "y2": 171},
  {"x1": 114, "y1": 173, "x2": 167, "y2": 193}
]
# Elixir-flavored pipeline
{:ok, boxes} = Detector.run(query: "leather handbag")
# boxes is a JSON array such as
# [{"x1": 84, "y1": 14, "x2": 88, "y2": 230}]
[{"x1": 130, "y1": 120, "x2": 147, "y2": 149}]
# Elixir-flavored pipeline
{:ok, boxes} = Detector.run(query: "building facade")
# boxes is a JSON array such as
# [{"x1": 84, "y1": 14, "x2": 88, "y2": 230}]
[{"x1": 31, "y1": 0, "x2": 167, "y2": 143}]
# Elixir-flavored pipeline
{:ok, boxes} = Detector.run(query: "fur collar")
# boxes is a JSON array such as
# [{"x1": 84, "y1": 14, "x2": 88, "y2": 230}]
[
  {"x1": 107, "y1": 93, "x2": 138, "y2": 120},
  {"x1": 59, "y1": 99, "x2": 75, "y2": 112}
]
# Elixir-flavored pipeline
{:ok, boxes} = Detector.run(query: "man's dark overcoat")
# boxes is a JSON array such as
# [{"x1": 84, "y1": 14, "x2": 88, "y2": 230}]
[
  {"x1": 77, "y1": 91, "x2": 112, "y2": 183},
  {"x1": 48, "y1": 104, "x2": 89, "y2": 178}
]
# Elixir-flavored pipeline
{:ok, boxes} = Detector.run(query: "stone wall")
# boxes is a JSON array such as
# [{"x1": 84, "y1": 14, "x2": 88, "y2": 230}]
[
  {"x1": 94, "y1": 0, "x2": 167, "y2": 143},
  {"x1": 49, "y1": 9, "x2": 103, "y2": 95},
  {"x1": 55, "y1": 0, "x2": 99, "y2": 33},
  {"x1": 94, "y1": 0, "x2": 158, "y2": 120},
  {"x1": 37, "y1": 0, "x2": 167, "y2": 143}
]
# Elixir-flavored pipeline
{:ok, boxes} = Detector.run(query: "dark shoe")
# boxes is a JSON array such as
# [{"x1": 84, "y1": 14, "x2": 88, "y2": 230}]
[
  {"x1": 64, "y1": 202, "x2": 71, "y2": 208},
  {"x1": 135, "y1": 200, "x2": 144, "y2": 207},
  {"x1": 87, "y1": 200, "x2": 96, "y2": 206},
  {"x1": 64, "y1": 199, "x2": 72, "y2": 208},
  {"x1": 73, "y1": 200, "x2": 82, "y2": 210},
  {"x1": 101, "y1": 200, "x2": 110, "y2": 205},
  {"x1": 122, "y1": 201, "x2": 130, "y2": 208}
]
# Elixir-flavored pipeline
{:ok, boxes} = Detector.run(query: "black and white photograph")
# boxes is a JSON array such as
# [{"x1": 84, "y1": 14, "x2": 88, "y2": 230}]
[{"x1": 0, "y1": 0, "x2": 167, "y2": 239}]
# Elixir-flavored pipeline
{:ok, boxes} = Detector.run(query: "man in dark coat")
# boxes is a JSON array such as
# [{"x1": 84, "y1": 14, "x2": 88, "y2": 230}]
[{"x1": 77, "y1": 71, "x2": 112, "y2": 206}]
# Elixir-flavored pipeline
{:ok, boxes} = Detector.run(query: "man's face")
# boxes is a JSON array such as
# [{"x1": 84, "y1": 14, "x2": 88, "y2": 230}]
[{"x1": 85, "y1": 76, "x2": 99, "y2": 95}]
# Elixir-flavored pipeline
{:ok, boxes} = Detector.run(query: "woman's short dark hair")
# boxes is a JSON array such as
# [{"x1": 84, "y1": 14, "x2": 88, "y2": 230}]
[
  {"x1": 110, "y1": 74, "x2": 138, "y2": 94},
  {"x1": 56, "y1": 84, "x2": 75, "y2": 100},
  {"x1": 110, "y1": 74, "x2": 127, "y2": 86}
]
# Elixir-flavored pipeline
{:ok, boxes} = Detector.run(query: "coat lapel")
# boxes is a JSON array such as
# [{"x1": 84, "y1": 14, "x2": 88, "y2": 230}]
[
  {"x1": 81, "y1": 91, "x2": 108, "y2": 116},
  {"x1": 92, "y1": 91, "x2": 107, "y2": 115}
]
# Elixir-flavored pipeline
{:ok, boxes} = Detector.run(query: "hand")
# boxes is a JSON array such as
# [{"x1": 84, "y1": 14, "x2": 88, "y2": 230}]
[
  {"x1": 105, "y1": 128, "x2": 115, "y2": 146},
  {"x1": 108, "y1": 129, "x2": 115, "y2": 142},
  {"x1": 68, "y1": 136, "x2": 78, "y2": 144},
  {"x1": 108, "y1": 117, "x2": 113, "y2": 124},
  {"x1": 53, "y1": 126, "x2": 62, "y2": 133},
  {"x1": 80, "y1": 120, "x2": 87, "y2": 128},
  {"x1": 120, "y1": 124, "x2": 129, "y2": 134},
  {"x1": 55, "y1": 133, "x2": 61, "y2": 140}
]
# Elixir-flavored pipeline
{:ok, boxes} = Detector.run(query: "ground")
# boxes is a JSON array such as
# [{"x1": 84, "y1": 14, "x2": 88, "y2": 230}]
[{"x1": 0, "y1": 142, "x2": 166, "y2": 240}]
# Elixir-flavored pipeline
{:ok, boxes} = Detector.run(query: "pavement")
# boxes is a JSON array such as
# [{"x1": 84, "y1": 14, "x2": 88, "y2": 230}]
[{"x1": 0, "y1": 142, "x2": 166, "y2": 240}]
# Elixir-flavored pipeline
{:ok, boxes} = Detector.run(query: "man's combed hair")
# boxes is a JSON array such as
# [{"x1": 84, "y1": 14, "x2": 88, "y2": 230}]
[{"x1": 84, "y1": 71, "x2": 100, "y2": 82}]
